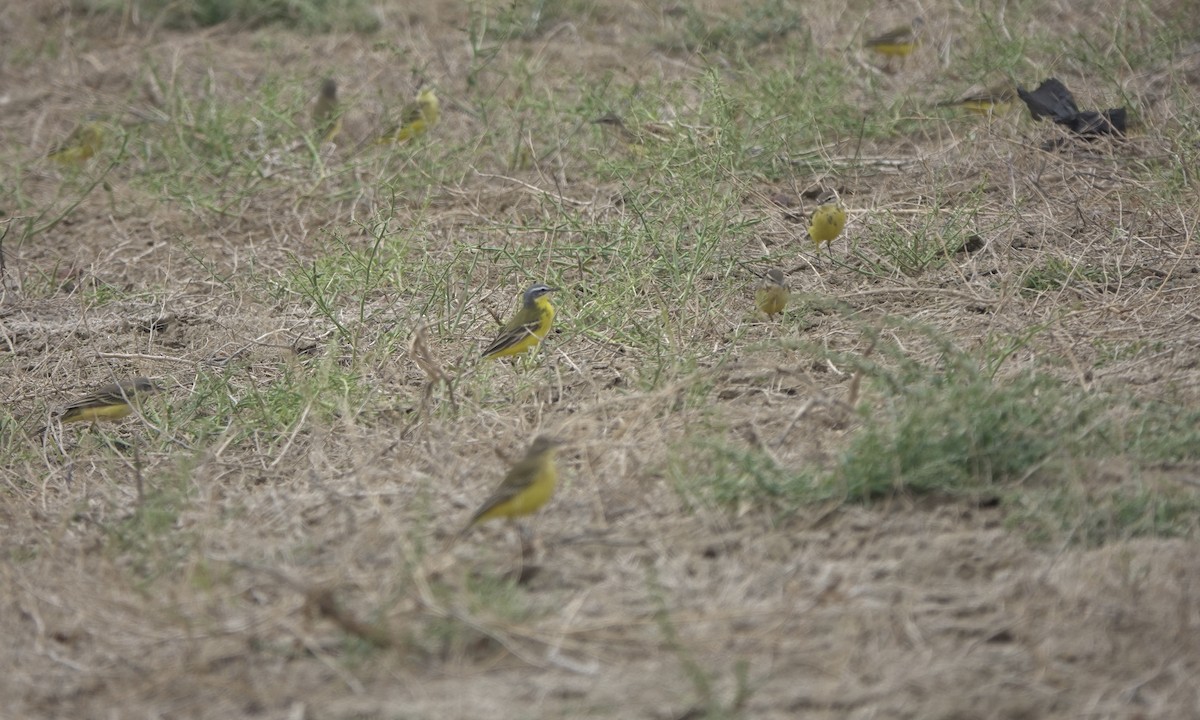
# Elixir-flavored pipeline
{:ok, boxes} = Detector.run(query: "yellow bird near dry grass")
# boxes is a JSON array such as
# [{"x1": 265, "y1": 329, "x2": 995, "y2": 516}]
[
  {"x1": 864, "y1": 17, "x2": 924, "y2": 69},
  {"x1": 312, "y1": 78, "x2": 342, "y2": 143},
  {"x1": 937, "y1": 83, "x2": 1017, "y2": 116},
  {"x1": 59, "y1": 377, "x2": 161, "y2": 425},
  {"x1": 460, "y1": 436, "x2": 564, "y2": 533},
  {"x1": 48, "y1": 122, "x2": 106, "y2": 166},
  {"x1": 379, "y1": 87, "x2": 439, "y2": 143},
  {"x1": 481, "y1": 283, "x2": 558, "y2": 360},
  {"x1": 755, "y1": 268, "x2": 790, "y2": 319},
  {"x1": 808, "y1": 199, "x2": 848, "y2": 249}
]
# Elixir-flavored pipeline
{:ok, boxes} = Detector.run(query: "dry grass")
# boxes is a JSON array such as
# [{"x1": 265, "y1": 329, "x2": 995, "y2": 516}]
[{"x1": 3, "y1": 0, "x2": 1200, "y2": 717}]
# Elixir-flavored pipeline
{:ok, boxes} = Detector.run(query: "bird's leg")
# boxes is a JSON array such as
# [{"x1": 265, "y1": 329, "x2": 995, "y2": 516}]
[
  {"x1": 509, "y1": 521, "x2": 526, "y2": 578},
  {"x1": 515, "y1": 523, "x2": 546, "y2": 585},
  {"x1": 518, "y1": 523, "x2": 535, "y2": 561}
]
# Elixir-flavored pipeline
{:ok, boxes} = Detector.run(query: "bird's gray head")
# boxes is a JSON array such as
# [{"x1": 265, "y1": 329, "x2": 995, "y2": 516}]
[
  {"x1": 523, "y1": 284, "x2": 558, "y2": 305},
  {"x1": 526, "y1": 435, "x2": 564, "y2": 456},
  {"x1": 131, "y1": 378, "x2": 163, "y2": 395}
]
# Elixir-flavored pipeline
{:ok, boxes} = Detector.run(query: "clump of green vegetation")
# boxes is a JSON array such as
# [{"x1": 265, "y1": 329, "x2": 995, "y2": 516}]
[
  {"x1": 1120, "y1": 400, "x2": 1200, "y2": 465},
  {"x1": 1010, "y1": 483, "x2": 1200, "y2": 547},
  {"x1": 673, "y1": 336, "x2": 1087, "y2": 508},
  {"x1": 672, "y1": 318, "x2": 1200, "y2": 547},
  {"x1": 1021, "y1": 257, "x2": 1109, "y2": 294},
  {"x1": 834, "y1": 359, "x2": 1078, "y2": 502},
  {"x1": 853, "y1": 202, "x2": 985, "y2": 278},
  {"x1": 676, "y1": 314, "x2": 1200, "y2": 544}
]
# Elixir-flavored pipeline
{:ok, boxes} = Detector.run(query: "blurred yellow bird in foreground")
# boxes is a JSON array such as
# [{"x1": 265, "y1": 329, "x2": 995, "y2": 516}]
[
  {"x1": 808, "y1": 200, "x2": 847, "y2": 248},
  {"x1": 937, "y1": 83, "x2": 1017, "y2": 116},
  {"x1": 460, "y1": 436, "x2": 564, "y2": 533},
  {"x1": 60, "y1": 377, "x2": 161, "y2": 424},
  {"x1": 379, "y1": 87, "x2": 439, "y2": 143},
  {"x1": 865, "y1": 17, "x2": 923, "y2": 69},
  {"x1": 48, "y1": 122, "x2": 106, "y2": 165},
  {"x1": 755, "y1": 268, "x2": 790, "y2": 319},
  {"x1": 481, "y1": 283, "x2": 558, "y2": 360},
  {"x1": 312, "y1": 78, "x2": 342, "y2": 143}
]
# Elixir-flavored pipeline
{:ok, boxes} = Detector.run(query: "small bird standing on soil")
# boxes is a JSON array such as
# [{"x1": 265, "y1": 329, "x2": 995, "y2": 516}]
[
  {"x1": 481, "y1": 283, "x2": 558, "y2": 360},
  {"x1": 808, "y1": 199, "x2": 848, "y2": 250},
  {"x1": 59, "y1": 377, "x2": 161, "y2": 425},
  {"x1": 755, "y1": 269, "x2": 790, "y2": 320},
  {"x1": 379, "y1": 87, "x2": 440, "y2": 143}
]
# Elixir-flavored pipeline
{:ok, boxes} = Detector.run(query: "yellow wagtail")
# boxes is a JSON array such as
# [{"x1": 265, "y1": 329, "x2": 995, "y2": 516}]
[
  {"x1": 60, "y1": 377, "x2": 161, "y2": 424},
  {"x1": 312, "y1": 78, "x2": 342, "y2": 143},
  {"x1": 755, "y1": 268, "x2": 790, "y2": 319},
  {"x1": 379, "y1": 87, "x2": 439, "y2": 143},
  {"x1": 865, "y1": 17, "x2": 923, "y2": 70},
  {"x1": 48, "y1": 122, "x2": 106, "y2": 166},
  {"x1": 808, "y1": 198, "x2": 847, "y2": 249},
  {"x1": 481, "y1": 283, "x2": 558, "y2": 360},
  {"x1": 460, "y1": 436, "x2": 564, "y2": 534},
  {"x1": 937, "y1": 82, "x2": 1017, "y2": 115}
]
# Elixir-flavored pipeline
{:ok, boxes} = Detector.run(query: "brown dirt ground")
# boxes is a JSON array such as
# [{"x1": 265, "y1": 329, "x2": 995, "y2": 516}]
[{"x1": 3, "y1": 0, "x2": 1200, "y2": 718}]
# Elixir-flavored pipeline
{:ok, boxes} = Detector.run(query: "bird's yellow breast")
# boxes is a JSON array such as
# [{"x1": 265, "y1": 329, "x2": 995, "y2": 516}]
[
  {"x1": 756, "y1": 286, "x2": 789, "y2": 316},
  {"x1": 487, "y1": 296, "x2": 555, "y2": 358},
  {"x1": 808, "y1": 205, "x2": 847, "y2": 246},
  {"x1": 868, "y1": 41, "x2": 917, "y2": 57},
  {"x1": 962, "y1": 98, "x2": 1012, "y2": 115},
  {"x1": 530, "y1": 296, "x2": 555, "y2": 339},
  {"x1": 474, "y1": 463, "x2": 557, "y2": 523},
  {"x1": 62, "y1": 403, "x2": 133, "y2": 424}
]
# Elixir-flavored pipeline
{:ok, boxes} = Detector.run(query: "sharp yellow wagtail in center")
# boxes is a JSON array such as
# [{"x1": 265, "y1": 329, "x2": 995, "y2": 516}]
[
  {"x1": 481, "y1": 283, "x2": 558, "y2": 360},
  {"x1": 459, "y1": 436, "x2": 564, "y2": 535},
  {"x1": 60, "y1": 377, "x2": 161, "y2": 424},
  {"x1": 755, "y1": 268, "x2": 790, "y2": 319},
  {"x1": 379, "y1": 87, "x2": 439, "y2": 143}
]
